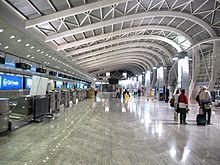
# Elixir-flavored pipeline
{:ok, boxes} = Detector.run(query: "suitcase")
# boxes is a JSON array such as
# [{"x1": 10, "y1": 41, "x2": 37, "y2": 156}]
[{"x1": 196, "y1": 114, "x2": 206, "y2": 126}]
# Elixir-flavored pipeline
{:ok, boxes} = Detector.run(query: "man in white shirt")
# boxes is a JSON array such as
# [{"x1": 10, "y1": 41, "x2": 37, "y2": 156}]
[{"x1": 199, "y1": 86, "x2": 212, "y2": 125}]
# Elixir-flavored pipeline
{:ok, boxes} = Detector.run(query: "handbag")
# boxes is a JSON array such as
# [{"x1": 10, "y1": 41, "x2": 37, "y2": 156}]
[
  {"x1": 175, "y1": 105, "x2": 180, "y2": 113},
  {"x1": 170, "y1": 98, "x2": 175, "y2": 107}
]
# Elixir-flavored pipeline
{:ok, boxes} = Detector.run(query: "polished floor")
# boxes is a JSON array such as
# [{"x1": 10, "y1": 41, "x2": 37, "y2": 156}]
[{"x1": 1, "y1": 93, "x2": 220, "y2": 165}]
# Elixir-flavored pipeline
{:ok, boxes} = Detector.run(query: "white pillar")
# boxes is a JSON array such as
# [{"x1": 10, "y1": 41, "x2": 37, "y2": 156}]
[{"x1": 209, "y1": 41, "x2": 220, "y2": 90}]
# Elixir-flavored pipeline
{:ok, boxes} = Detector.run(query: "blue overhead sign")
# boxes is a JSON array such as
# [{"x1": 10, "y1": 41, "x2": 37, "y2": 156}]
[{"x1": 0, "y1": 74, "x2": 22, "y2": 90}]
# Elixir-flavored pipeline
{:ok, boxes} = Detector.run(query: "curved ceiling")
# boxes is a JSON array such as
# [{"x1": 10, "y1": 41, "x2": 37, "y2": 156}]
[{"x1": 1, "y1": 0, "x2": 220, "y2": 76}]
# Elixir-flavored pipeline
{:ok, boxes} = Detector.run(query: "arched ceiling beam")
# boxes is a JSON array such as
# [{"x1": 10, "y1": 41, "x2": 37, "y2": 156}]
[
  {"x1": 67, "y1": 35, "x2": 182, "y2": 58},
  {"x1": 91, "y1": 65, "x2": 140, "y2": 76},
  {"x1": 87, "y1": 61, "x2": 147, "y2": 73},
  {"x1": 44, "y1": 11, "x2": 216, "y2": 41},
  {"x1": 55, "y1": 25, "x2": 194, "y2": 50},
  {"x1": 81, "y1": 55, "x2": 155, "y2": 69},
  {"x1": 79, "y1": 53, "x2": 158, "y2": 67},
  {"x1": 85, "y1": 58, "x2": 151, "y2": 71},
  {"x1": 90, "y1": 64, "x2": 142, "y2": 76},
  {"x1": 89, "y1": 62, "x2": 145, "y2": 74},
  {"x1": 25, "y1": 0, "x2": 129, "y2": 28},
  {"x1": 73, "y1": 42, "x2": 172, "y2": 62},
  {"x1": 77, "y1": 49, "x2": 165, "y2": 66}
]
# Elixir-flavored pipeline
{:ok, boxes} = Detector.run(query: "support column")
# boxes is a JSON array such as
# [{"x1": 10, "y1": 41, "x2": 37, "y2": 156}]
[
  {"x1": 209, "y1": 41, "x2": 220, "y2": 90},
  {"x1": 188, "y1": 48, "x2": 200, "y2": 102}
]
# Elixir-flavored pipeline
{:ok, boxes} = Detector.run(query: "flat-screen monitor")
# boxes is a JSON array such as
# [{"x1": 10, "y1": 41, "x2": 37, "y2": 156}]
[
  {"x1": 76, "y1": 83, "x2": 80, "y2": 89},
  {"x1": 66, "y1": 82, "x2": 73, "y2": 89},
  {"x1": 0, "y1": 74, "x2": 22, "y2": 90},
  {"x1": 109, "y1": 78, "x2": 118, "y2": 84},
  {"x1": 55, "y1": 80, "x2": 62, "y2": 89},
  {"x1": 24, "y1": 77, "x2": 32, "y2": 89}
]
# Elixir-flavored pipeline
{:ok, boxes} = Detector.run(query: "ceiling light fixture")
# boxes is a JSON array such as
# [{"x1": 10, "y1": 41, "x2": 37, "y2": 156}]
[
  {"x1": 45, "y1": 54, "x2": 48, "y2": 56},
  {"x1": 4, "y1": 46, "x2": 9, "y2": 49},
  {"x1": 26, "y1": 43, "x2": 30, "y2": 47},
  {"x1": 37, "y1": 49, "x2": 40, "y2": 52},
  {"x1": 31, "y1": 46, "x2": 34, "y2": 49},
  {"x1": 31, "y1": 56, "x2": 34, "y2": 59},
  {"x1": 0, "y1": 29, "x2": 4, "y2": 32},
  {"x1": 17, "y1": 39, "x2": 22, "y2": 42},
  {"x1": 10, "y1": 35, "x2": 15, "y2": 39},
  {"x1": 27, "y1": 55, "x2": 30, "y2": 57}
]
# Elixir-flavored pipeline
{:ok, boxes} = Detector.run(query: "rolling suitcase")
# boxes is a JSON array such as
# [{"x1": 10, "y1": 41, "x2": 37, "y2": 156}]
[{"x1": 196, "y1": 114, "x2": 206, "y2": 126}]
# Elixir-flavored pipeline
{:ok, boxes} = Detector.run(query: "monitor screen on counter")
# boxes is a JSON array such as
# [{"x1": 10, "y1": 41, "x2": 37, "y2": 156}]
[
  {"x1": 55, "y1": 80, "x2": 62, "y2": 88},
  {"x1": 24, "y1": 77, "x2": 32, "y2": 89},
  {"x1": 0, "y1": 74, "x2": 22, "y2": 90}
]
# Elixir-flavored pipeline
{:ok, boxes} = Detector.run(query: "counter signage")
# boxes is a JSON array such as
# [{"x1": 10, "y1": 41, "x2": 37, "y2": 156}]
[
  {"x1": 24, "y1": 77, "x2": 32, "y2": 89},
  {"x1": 0, "y1": 74, "x2": 22, "y2": 90}
]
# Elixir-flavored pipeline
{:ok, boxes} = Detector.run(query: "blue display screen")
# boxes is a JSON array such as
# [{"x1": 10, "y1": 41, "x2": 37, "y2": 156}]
[
  {"x1": 76, "y1": 83, "x2": 80, "y2": 89},
  {"x1": 55, "y1": 80, "x2": 62, "y2": 88},
  {"x1": 24, "y1": 77, "x2": 32, "y2": 89},
  {"x1": 0, "y1": 74, "x2": 22, "y2": 90},
  {"x1": 66, "y1": 82, "x2": 73, "y2": 89}
]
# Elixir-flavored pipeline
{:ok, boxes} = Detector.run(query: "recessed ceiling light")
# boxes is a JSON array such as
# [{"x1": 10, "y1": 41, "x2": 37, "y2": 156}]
[
  {"x1": 47, "y1": 63, "x2": 50, "y2": 65},
  {"x1": 55, "y1": 59, "x2": 57, "y2": 61},
  {"x1": 26, "y1": 43, "x2": 30, "y2": 47},
  {"x1": 0, "y1": 43, "x2": 1, "y2": 46},
  {"x1": 17, "y1": 39, "x2": 22, "y2": 42},
  {"x1": 31, "y1": 46, "x2": 34, "y2": 49},
  {"x1": 52, "y1": 57, "x2": 55, "y2": 60},
  {"x1": 48, "y1": 55, "x2": 51, "y2": 58},
  {"x1": 37, "y1": 49, "x2": 40, "y2": 52},
  {"x1": 31, "y1": 56, "x2": 34, "y2": 59},
  {"x1": 4, "y1": 46, "x2": 9, "y2": 49},
  {"x1": 27, "y1": 55, "x2": 30, "y2": 57},
  {"x1": 10, "y1": 35, "x2": 15, "y2": 39},
  {"x1": 45, "y1": 54, "x2": 48, "y2": 56},
  {"x1": 41, "y1": 51, "x2": 44, "y2": 54},
  {"x1": 0, "y1": 29, "x2": 4, "y2": 32}
]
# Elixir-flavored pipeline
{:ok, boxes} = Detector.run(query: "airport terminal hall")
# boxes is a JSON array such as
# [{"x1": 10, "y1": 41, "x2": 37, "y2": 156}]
[{"x1": 1, "y1": 0, "x2": 220, "y2": 164}]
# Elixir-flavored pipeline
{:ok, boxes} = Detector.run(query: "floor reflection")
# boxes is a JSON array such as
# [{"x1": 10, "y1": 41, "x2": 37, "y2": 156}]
[{"x1": 1, "y1": 92, "x2": 220, "y2": 165}]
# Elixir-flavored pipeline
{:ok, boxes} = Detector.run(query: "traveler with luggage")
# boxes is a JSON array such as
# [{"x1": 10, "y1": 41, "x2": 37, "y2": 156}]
[
  {"x1": 174, "y1": 89, "x2": 180, "y2": 121},
  {"x1": 199, "y1": 86, "x2": 212, "y2": 125},
  {"x1": 178, "y1": 89, "x2": 188, "y2": 125}
]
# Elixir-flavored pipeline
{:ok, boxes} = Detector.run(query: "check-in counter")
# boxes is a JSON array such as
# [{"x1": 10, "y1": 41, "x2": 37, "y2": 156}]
[
  {"x1": 70, "y1": 91, "x2": 76, "y2": 104},
  {"x1": 55, "y1": 91, "x2": 61, "y2": 111},
  {"x1": 47, "y1": 91, "x2": 56, "y2": 113},
  {"x1": 61, "y1": 91, "x2": 70, "y2": 108},
  {"x1": 10, "y1": 95, "x2": 33, "y2": 116},
  {"x1": 0, "y1": 98, "x2": 9, "y2": 133}
]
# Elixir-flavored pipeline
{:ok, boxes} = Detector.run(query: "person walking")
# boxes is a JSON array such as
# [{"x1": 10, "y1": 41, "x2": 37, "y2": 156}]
[
  {"x1": 174, "y1": 89, "x2": 180, "y2": 121},
  {"x1": 178, "y1": 89, "x2": 188, "y2": 125},
  {"x1": 199, "y1": 86, "x2": 212, "y2": 125}
]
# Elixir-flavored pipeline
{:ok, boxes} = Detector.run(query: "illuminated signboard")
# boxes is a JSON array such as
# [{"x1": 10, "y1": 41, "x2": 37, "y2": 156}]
[
  {"x1": 0, "y1": 74, "x2": 22, "y2": 90},
  {"x1": 55, "y1": 80, "x2": 62, "y2": 88},
  {"x1": 24, "y1": 77, "x2": 32, "y2": 89},
  {"x1": 66, "y1": 82, "x2": 73, "y2": 89}
]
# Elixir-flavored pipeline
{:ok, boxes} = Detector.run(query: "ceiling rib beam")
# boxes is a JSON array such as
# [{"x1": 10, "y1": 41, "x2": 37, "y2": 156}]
[
  {"x1": 73, "y1": 42, "x2": 172, "y2": 62},
  {"x1": 43, "y1": 11, "x2": 216, "y2": 41},
  {"x1": 80, "y1": 54, "x2": 157, "y2": 68},
  {"x1": 78, "y1": 49, "x2": 164, "y2": 66},
  {"x1": 86, "y1": 60, "x2": 149, "y2": 72},
  {"x1": 84, "y1": 57, "x2": 151, "y2": 69},
  {"x1": 67, "y1": 35, "x2": 182, "y2": 56},
  {"x1": 25, "y1": 0, "x2": 129, "y2": 28},
  {"x1": 55, "y1": 25, "x2": 194, "y2": 50},
  {"x1": 90, "y1": 65, "x2": 142, "y2": 75}
]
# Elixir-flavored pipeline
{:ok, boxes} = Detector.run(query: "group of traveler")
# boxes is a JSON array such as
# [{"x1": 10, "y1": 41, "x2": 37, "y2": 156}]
[{"x1": 172, "y1": 86, "x2": 212, "y2": 125}]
